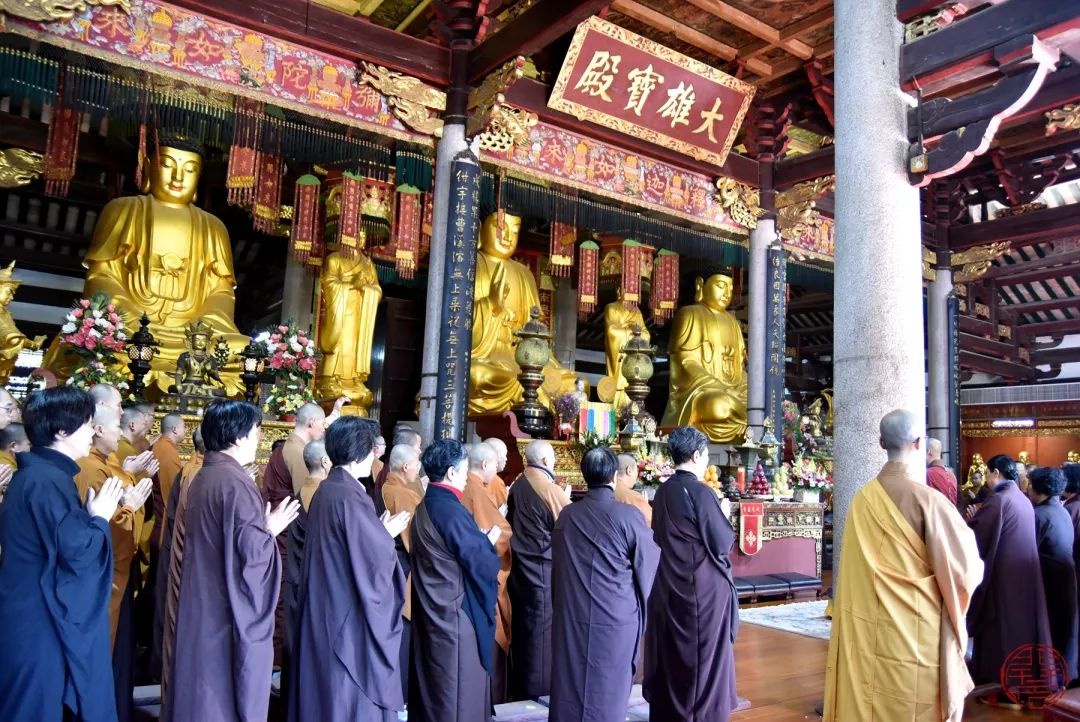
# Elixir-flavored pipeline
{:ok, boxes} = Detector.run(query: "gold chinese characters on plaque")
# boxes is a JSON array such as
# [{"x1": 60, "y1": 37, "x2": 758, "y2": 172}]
[{"x1": 548, "y1": 16, "x2": 755, "y2": 168}]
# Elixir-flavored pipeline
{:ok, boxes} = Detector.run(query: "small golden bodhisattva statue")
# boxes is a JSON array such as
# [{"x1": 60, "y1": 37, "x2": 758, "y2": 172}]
[
  {"x1": 0, "y1": 262, "x2": 44, "y2": 385},
  {"x1": 599, "y1": 287, "x2": 650, "y2": 411},
  {"x1": 172, "y1": 320, "x2": 227, "y2": 398}
]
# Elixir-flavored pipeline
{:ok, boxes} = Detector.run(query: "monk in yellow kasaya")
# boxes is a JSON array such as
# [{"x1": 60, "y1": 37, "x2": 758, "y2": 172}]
[
  {"x1": 469, "y1": 212, "x2": 575, "y2": 415},
  {"x1": 662, "y1": 274, "x2": 748, "y2": 443},
  {"x1": 824, "y1": 409, "x2": 983, "y2": 722},
  {"x1": 45, "y1": 141, "x2": 249, "y2": 395}
]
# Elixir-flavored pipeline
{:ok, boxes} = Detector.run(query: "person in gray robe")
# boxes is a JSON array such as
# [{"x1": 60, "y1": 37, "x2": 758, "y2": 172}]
[
  {"x1": 164, "y1": 401, "x2": 299, "y2": 722},
  {"x1": 550, "y1": 447, "x2": 659, "y2": 722},
  {"x1": 410, "y1": 438, "x2": 501, "y2": 722},
  {"x1": 644, "y1": 426, "x2": 740, "y2": 722},
  {"x1": 288, "y1": 417, "x2": 409, "y2": 722}
]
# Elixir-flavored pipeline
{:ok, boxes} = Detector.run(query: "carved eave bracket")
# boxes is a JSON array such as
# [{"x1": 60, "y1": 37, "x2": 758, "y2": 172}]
[
  {"x1": 467, "y1": 56, "x2": 532, "y2": 137},
  {"x1": 358, "y1": 61, "x2": 446, "y2": 137},
  {"x1": 908, "y1": 36, "x2": 1059, "y2": 187},
  {"x1": 952, "y1": 241, "x2": 1010, "y2": 283},
  {"x1": 476, "y1": 104, "x2": 538, "y2": 153},
  {"x1": 1046, "y1": 104, "x2": 1080, "y2": 136},
  {"x1": 0, "y1": 0, "x2": 129, "y2": 22},
  {"x1": 715, "y1": 178, "x2": 763, "y2": 230}
]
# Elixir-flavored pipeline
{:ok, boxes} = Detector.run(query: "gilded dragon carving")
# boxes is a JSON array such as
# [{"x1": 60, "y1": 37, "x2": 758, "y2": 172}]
[{"x1": 0, "y1": 0, "x2": 128, "y2": 21}]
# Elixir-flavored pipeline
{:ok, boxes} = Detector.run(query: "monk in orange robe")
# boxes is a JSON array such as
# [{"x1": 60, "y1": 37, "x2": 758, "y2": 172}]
[
  {"x1": 152, "y1": 414, "x2": 185, "y2": 547},
  {"x1": 483, "y1": 437, "x2": 510, "y2": 508},
  {"x1": 464, "y1": 441, "x2": 514, "y2": 703},
  {"x1": 614, "y1": 453, "x2": 652, "y2": 527}
]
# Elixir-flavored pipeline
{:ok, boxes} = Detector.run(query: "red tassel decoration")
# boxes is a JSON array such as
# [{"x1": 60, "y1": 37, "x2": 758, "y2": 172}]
[
  {"x1": 395, "y1": 191, "x2": 421, "y2": 279},
  {"x1": 578, "y1": 241, "x2": 599, "y2": 320},
  {"x1": 550, "y1": 222, "x2": 576, "y2": 278},
  {"x1": 338, "y1": 171, "x2": 364, "y2": 257},
  {"x1": 420, "y1": 191, "x2": 433, "y2": 258},
  {"x1": 253, "y1": 153, "x2": 283, "y2": 234},
  {"x1": 651, "y1": 250, "x2": 679, "y2": 324},
  {"x1": 290, "y1": 175, "x2": 321, "y2": 263},
  {"x1": 44, "y1": 76, "x2": 80, "y2": 198},
  {"x1": 621, "y1": 240, "x2": 643, "y2": 305}
]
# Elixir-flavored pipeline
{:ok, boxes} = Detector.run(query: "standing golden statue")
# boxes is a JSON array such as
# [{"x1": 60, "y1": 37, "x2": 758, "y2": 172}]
[
  {"x1": 599, "y1": 287, "x2": 650, "y2": 411},
  {"x1": 469, "y1": 212, "x2": 576, "y2": 414},
  {"x1": 662, "y1": 274, "x2": 748, "y2": 443},
  {"x1": 0, "y1": 262, "x2": 45, "y2": 385},
  {"x1": 316, "y1": 250, "x2": 382, "y2": 413},
  {"x1": 964, "y1": 453, "x2": 988, "y2": 493},
  {"x1": 45, "y1": 142, "x2": 248, "y2": 394}
]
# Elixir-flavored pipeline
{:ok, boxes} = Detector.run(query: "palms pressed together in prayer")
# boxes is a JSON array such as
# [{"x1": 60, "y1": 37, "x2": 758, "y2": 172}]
[
  {"x1": 86, "y1": 476, "x2": 124, "y2": 521},
  {"x1": 484, "y1": 526, "x2": 503, "y2": 546},
  {"x1": 122, "y1": 478, "x2": 154, "y2": 511},
  {"x1": 123, "y1": 451, "x2": 159, "y2": 478}
]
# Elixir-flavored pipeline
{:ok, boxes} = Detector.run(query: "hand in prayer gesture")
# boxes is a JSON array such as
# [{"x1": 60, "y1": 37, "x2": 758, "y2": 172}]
[
  {"x1": 719, "y1": 497, "x2": 732, "y2": 519},
  {"x1": 498, "y1": 503, "x2": 508, "y2": 517},
  {"x1": 380, "y1": 510, "x2": 411, "y2": 538},
  {"x1": 964, "y1": 504, "x2": 980, "y2": 521},
  {"x1": 265, "y1": 497, "x2": 302, "y2": 537},
  {"x1": 123, "y1": 451, "x2": 158, "y2": 476},
  {"x1": 146, "y1": 434, "x2": 161, "y2": 448},
  {"x1": 485, "y1": 526, "x2": 502, "y2": 546},
  {"x1": 243, "y1": 462, "x2": 260, "y2": 480},
  {"x1": 86, "y1": 476, "x2": 124, "y2": 520},
  {"x1": 563, "y1": 483, "x2": 572, "y2": 500},
  {"x1": 122, "y1": 478, "x2": 154, "y2": 511},
  {"x1": 0, "y1": 463, "x2": 12, "y2": 496}
]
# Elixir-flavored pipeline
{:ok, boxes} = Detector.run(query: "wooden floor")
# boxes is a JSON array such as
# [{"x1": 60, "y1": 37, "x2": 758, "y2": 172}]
[{"x1": 732, "y1": 624, "x2": 1032, "y2": 720}]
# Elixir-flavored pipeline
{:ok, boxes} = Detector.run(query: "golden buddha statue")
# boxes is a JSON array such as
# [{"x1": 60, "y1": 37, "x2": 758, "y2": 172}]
[
  {"x1": 470, "y1": 212, "x2": 576, "y2": 414},
  {"x1": 965, "y1": 453, "x2": 988, "y2": 492},
  {"x1": 662, "y1": 274, "x2": 748, "y2": 443},
  {"x1": 1069, "y1": 450, "x2": 1079, "y2": 464},
  {"x1": 316, "y1": 250, "x2": 382, "y2": 412},
  {"x1": 1017, "y1": 450, "x2": 1033, "y2": 466},
  {"x1": 172, "y1": 320, "x2": 226, "y2": 397},
  {"x1": 0, "y1": 262, "x2": 44, "y2": 385},
  {"x1": 46, "y1": 143, "x2": 248, "y2": 394},
  {"x1": 599, "y1": 288, "x2": 650, "y2": 410}
]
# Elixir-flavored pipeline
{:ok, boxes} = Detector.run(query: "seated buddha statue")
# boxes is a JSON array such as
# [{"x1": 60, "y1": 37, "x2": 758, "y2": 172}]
[
  {"x1": 661, "y1": 274, "x2": 748, "y2": 443},
  {"x1": 599, "y1": 287, "x2": 650, "y2": 411},
  {"x1": 316, "y1": 250, "x2": 382, "y2": 413},
  {"x1": 469, "y1": 212, "x2": 576, "y2": 415},
  {"x1": 46, "y1": 141, "x2": 248, "y2": 395},
  {"x1": 172, "y1": 320, "x2": 226, "y2": 398}
]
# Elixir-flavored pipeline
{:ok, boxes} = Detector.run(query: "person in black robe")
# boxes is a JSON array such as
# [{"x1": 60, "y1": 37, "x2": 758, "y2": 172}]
[
  {"x1": 410, "y1": 438, "x2": 501, "y2": 722},
  {"x1": 164, "y1": 401, "x2": 300, "y2": 722},
  {"x1": 550, "y1": 447, "x2": 659, "y2": 722},
  {"x1": 507, "y1": 439, "x2": 570, "y2": 699},
  {"x1": 288, "y1": 417, "x2": 410, "y2": 722},
  {"x1": 645, "y1": 425, "x2": 740, "y2": 722},
  {"x1": 0, "y1": 386, "x2": 125, "y2": 722},
  {"x1": 966, "y1": 454, "x2": 1053, "y2": 687},
  {"x1": 1029, "y1": 466, "x2": 1078, "y2": 683}
]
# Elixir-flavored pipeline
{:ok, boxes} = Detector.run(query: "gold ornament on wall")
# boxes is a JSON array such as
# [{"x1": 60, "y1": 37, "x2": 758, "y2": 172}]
[
  {"x1": 0, "y1": 148, "x2": 43, "y2": 188},
  {"x1": 477, "y1": 105, "x2": 538, "y2": 153},
  {"x1": 0, "y1": 0, "x2": 128, "y2": 22},
  {"x1": 715, "y1": 178, "x2": 763, "y2": 230},
  {"x1": 952, "y1": 241, "x2": 1010, "y2": 283},
  {"x1": 922, "y1": 246, "x2": 937, "y2": 283},
  {"x1": 776, "y1": 175, "x2": 834, "y2": 210},
  {"x1": 1046, "y1": 104, "x2": 1080, "y2": 135},
  {"x1": 358, "y1": 61, "x2": 446, "y2": 137}
]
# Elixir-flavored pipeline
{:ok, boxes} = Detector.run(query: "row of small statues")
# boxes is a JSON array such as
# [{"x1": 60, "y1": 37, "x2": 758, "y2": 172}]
[{"x1": 23, "y1": 141, "x2": 749, "y2": 441}]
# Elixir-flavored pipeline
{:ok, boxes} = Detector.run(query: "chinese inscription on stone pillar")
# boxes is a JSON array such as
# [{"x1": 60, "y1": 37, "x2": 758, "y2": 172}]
[
  {"x1": 765, "y1": 246, "x2": 787, "y2": 436},
  {"x1": 433, "y1": 151, "x2": 482, "y2": 440}
]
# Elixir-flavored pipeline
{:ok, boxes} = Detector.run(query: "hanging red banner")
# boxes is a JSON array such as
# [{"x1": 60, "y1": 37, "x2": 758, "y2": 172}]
[
  {"x1": 338, "y1": 171, "x2": 364, "y2": 256},
  {"x1": 289, "y1": 175, "x2": 321, "y2": 263},
  {"x1": 44, "y1": 89, "x2": 81, "y2": 198},
  {"x1": 420, "y1": 191, "x2": 434, "y2": 258},
  {"x1": 395, "y1": 191, "x2": 421, "y2": 279},
  {"x1": 621, "y1": 240, "x2": 643, "y2": 305},
  {"x1": 578, "y1": 240, "x2": 599, "y2": 320},
  {"x1": 550, "y1": 222, "x2": 576, "y2": 277},
  {"x1": 226, "y1": 147, "x2": 258, "y2": 206},
  {"x1": 739, "y1": 501, "x2": 764, "y2": 555},
  {"x1": 651, "y1": 250, "x2": 679, "y2": 324},
  {"x1": 252, "y1": 153, "x2": 283, "y2": 234}
]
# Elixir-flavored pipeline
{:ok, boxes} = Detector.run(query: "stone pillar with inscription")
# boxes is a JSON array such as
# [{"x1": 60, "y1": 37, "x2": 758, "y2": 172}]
[
  {"x1": 833, "y1": 0, "x2": 925, "y2": 562},
  {"x1": 747, "y1": 222, "x2": 771, "y2": 441},
  {"x1": 433, "y1": 151, "x2": 482, "y2": 440},
  {"x1": 765, "y1": 240, "x2": 787, "y2": 436}
]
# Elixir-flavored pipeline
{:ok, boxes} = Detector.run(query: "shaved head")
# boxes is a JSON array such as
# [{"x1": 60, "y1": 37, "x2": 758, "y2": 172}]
[
  {"x1": 469, "y1": 442, "x2": 498, "y2": 483},
  {"x1": 879, "y1": 409, "x2": 924, "y2": 463},
  {"x1": 90, "y1": 384, "x2": 122, "y2": 412},
  {"x1": 524, "y1": 440, "x2": 555, "y2": 470},
  {"x1": 94, "y1": 404, "x2": 121, "y2": 427},
  {"x1": 484, "y1": 437, "x2": 508, "y2": 472},
  {"x1": 389, "y1": 443, "x2": 419, "y2": 471},
  {"x1": 926, "y1": 437, "x2": 943, "y2": 461}
]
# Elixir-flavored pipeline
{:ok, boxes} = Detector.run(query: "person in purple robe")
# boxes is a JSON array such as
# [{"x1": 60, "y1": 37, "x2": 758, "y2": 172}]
[
  {"x1": 288, "y1": 417, "x2": 410, "y2": 722},
  {"x1": 644, "y1": 425, "x2": 740, "y2": 722},
  {"x1": 1065, "y1": 464, "x2": 1080, "y2": 616},
  {"x1": 0, "y1": 387, "x2": 125, "y2": 722},
  {"x1": 409, "y1": 438, "x2": 501, "y2": 722},
  {"x1": 550, "y1": 447, "x2": 659, "y2": 722},
  {"x1": 164, "y1": 401, "x2": 300, "y2": 722},
  {"x1": 966, "y1": 454, "x2": 1054, "y2": 687},
  {"x1": 1028, "y1": 466, "x2": 1078, "y2": 683}
]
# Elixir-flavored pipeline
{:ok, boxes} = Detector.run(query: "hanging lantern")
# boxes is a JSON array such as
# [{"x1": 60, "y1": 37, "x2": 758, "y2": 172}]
[
  {"x1": 651, "y1": 250, "x2": 679, "y2": 324},
  {"x1": 338, "y1": 171, "x2": 365, "y2": 257},
  {"x1": 621, "y1": 240, "x2": 644, "y2": 305},
  {"x1": 252, "y1": 153, "x2": 283, "y2": 234},
  {"x1": 549, "y1": 222, "x2": 576, "y2": 278},
  {"x1": 395, "y1": 189, "x2": 422, "y2": 279},
  {"x1": 578, "y1": 240, "x2": 600, "y2": 320},
  {"x1": 289, "y1": 175, "x2": 321, "y2": 264}
]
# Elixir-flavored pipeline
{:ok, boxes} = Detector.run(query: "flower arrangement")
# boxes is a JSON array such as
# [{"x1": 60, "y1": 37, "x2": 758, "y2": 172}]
[
  {"x1": 264, "y1": 378, "x2": 316, "y2": 417},
  {"x1": 258, "y1": 322, "x2": 318, "y2": 379},
  {"x1": 59, "y1": 293, "x2": 130, "y2": 392},
  {"x1": 578, "y1": 429, "x2": 616, "y2": 451},
  {"x1": 638, "y1": 454, "x2": 675, "y2": 487},
  {"x1": 786, "y1": 454, "x2": 833, "y2": 493},
  {"x1": 553, "y1": 392, "x2": 581, "y2": 440}
]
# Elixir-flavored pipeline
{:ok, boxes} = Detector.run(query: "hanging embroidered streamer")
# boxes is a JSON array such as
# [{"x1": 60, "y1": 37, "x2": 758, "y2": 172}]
[
  {"x1": 621, "y1": 240, "x2": 644, "y2": 305},
  {"x1": 290, "y1": 175, "x2": 321, "y2": 263},
  {"x1": 252, "y1": 153, "x2": 283, "y2": 234},
  {"x1": 226, "y1": 101, "x2": 262, "y2": 207},
  {"x1": 420, "y1": 191, "x2": 434, "y2": 258},
  {"x1": 549, "y1": 222, "x2": 576, "y2": 278},
  {"x1": 651, "y1": 250, "x2": 679, "y2": 324},
  {"x1": 44, "y1": 71, "x2": 80, "y2": 198},
  {"x1": 578, "y1": 241, "x2": 600, "y2": 320},
  {"x1": 361, "y1": 177, "x2": 394, "y2": 243},
  {"x1": 395, "y1": 189, "x2": 422, "y2": 279},
  {"x1": 338, "y1": 171, "x2": 365, "y2": 257}
]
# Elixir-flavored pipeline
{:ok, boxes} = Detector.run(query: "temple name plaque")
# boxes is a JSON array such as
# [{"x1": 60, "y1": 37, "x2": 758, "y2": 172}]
[{"x1": 548, "y1": 16, "x2": 755, "y2": 168}]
